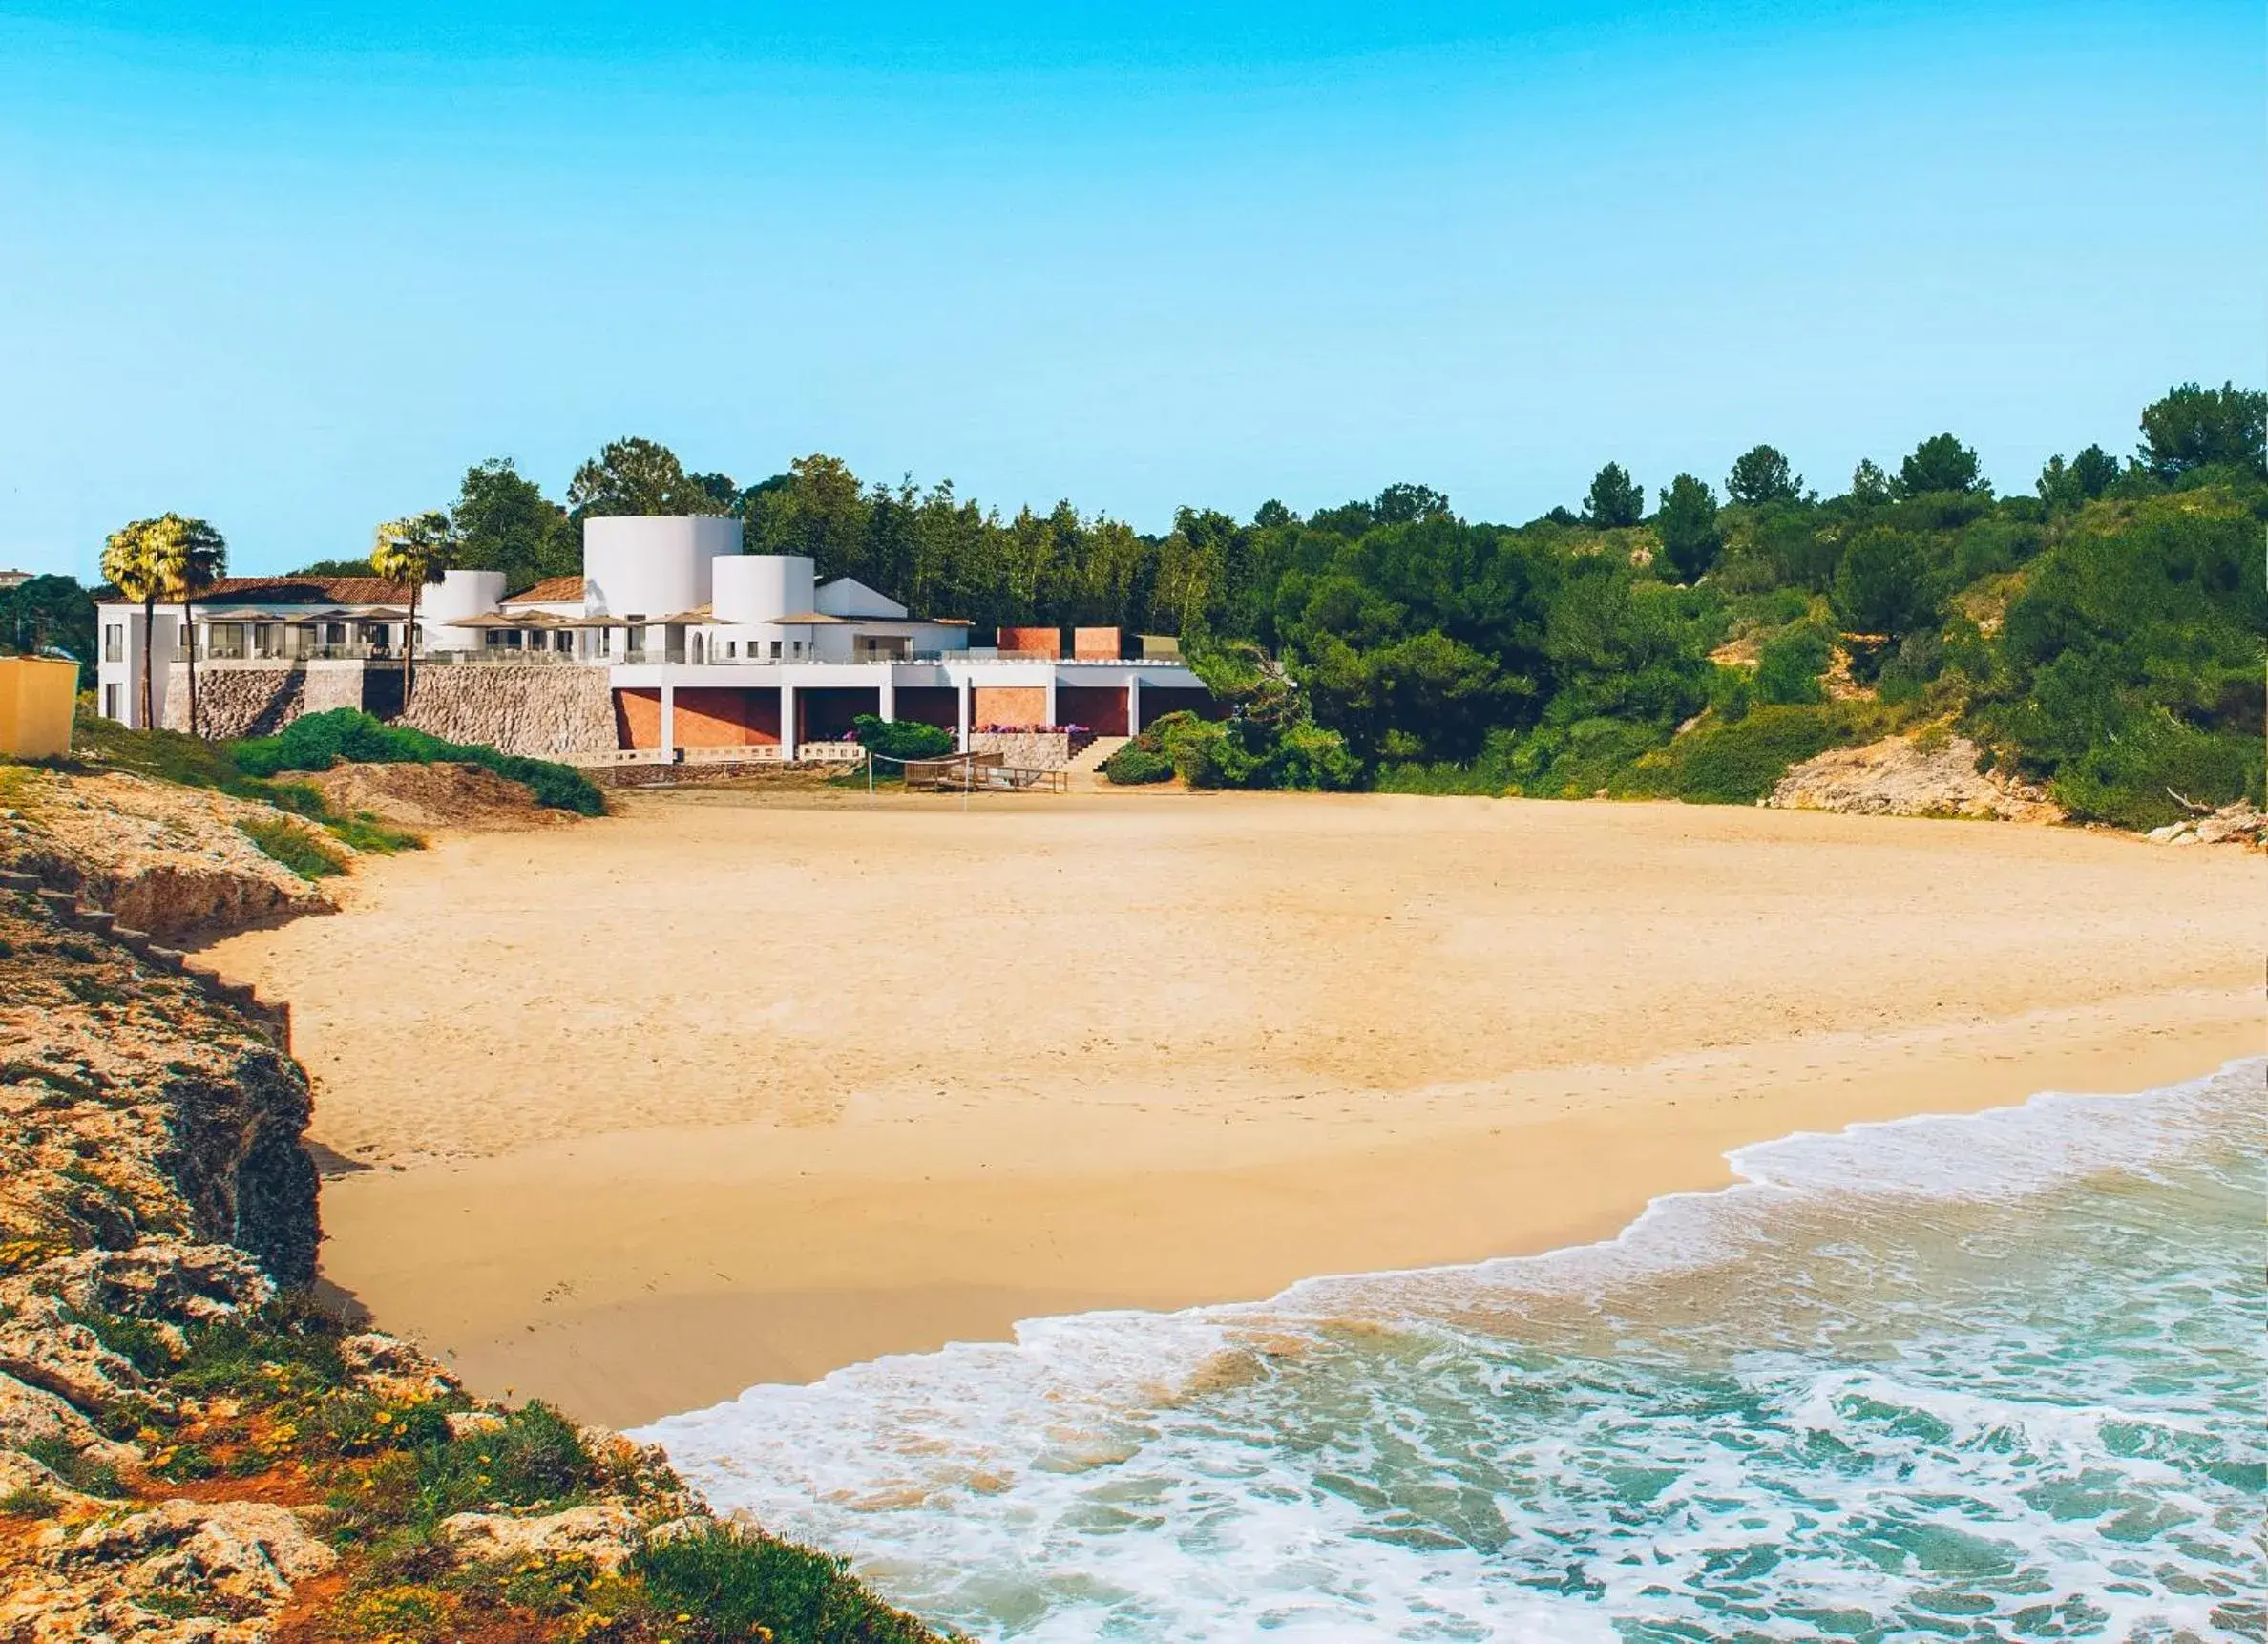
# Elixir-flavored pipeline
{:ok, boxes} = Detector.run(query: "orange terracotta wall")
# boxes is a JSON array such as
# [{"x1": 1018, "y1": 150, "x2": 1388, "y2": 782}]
[
  {"x1": 614, "y1": 688, "x2": 661, "y2": 749},
  {"x1": 673, "y1": 688, "x2": 779, "y2": 747},
  {"x1": 996, "y1": 626, "x2": 1061, "y2": 658},
  {"x1": 972, "y1": 685, "x2": 1048, "y2": 727},
  {"x1": 614, "y1": 687, "x2": 780, "y2": 749},
  {"x1": 1071, "y1": 626, "x2": 1122, "y2": 660}
]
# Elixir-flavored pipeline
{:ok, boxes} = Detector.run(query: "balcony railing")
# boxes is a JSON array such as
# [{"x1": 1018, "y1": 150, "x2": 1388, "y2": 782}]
[
  {"x1": 195, "y1": 645, "x2": 402, "y2": 664},
  {"x1": 422, "y1": 648, "x2": 590, "y2": 666}
]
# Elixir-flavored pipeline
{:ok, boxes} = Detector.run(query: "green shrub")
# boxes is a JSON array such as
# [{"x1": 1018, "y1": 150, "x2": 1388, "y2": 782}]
[
  {"x1": 1161, "y1": 718, "x2": 1229, "y2": 787},
  {"x1": 1102, "y1": 745, "x2": 1174, "y2": 785},
  {"x1": 1374, "y1": 727, "x2": 1527, "y2": 795},
  {"x1": 631, "y1": 1522, "x2": 940, "y2": 1644},
  {"x1": 1754, "y1": 624, "x2": 1832, "y2": 706},
  {"x1": 2046, "y1": 713, "x2": 2261, "y2": 831},
  {"x1": 1502, "y1": 716, "x2": 1673, "y2": 798},
  {"x1": 850, "y1": 714, "x2": 955, "y2": 763},
  {"x1": 409, "y1": 1402, "x2": 598, "y2": 1524},
  {"x1": 231, "y1": 709, "x2": 604, "y2": 816},
  {"x1": 239, "y1": 815, "x2": 348, "y2": 880},
  {"x1": 1622, "y1": 704, "x2": 1866, "y2": 804}
]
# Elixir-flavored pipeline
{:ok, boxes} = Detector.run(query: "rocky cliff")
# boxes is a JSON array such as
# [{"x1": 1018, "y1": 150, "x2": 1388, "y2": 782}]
[
  {"x1": 1766, "y1": 729, "x2": 2063, "y2": 823},
  {"x1": 0, "y1": 769, "x2": 337, "y2": 940},
  {"x1": 0, "y1": 805, "x2": 942, "y2": 1643}
]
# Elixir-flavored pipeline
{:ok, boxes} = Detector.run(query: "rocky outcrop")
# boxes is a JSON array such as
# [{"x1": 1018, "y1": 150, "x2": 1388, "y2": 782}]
[
  {"x1": 0, "y1": 904, "x2": 319, "y2": 1289},
  {"x1": 394, "y1": 665, "x2": 616, "y2": 758},
  {"x1": 438, "y1": 1503, "x2": 647, "y2": 1572},
  {"x1": 50, "y1": 1499, "x2": 338, "y2": 1619},
  {"x1": 1767, "y1": 731, "x2": 2061, "y2": 822},
  {"x1": 0, "y1": 868, "x2": 944, "y2": 1644},
  {"x1": 1, "y1": 770, "x2": 336, "y2": 938},
  {"x1": 2145, "y1": 801, "x2": 2266, "y2": 849}
]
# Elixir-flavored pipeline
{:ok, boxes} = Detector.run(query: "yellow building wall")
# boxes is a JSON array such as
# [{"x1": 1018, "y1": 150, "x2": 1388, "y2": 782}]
[{"x1": 0, "y1": 657, "x2": 79, "y2": 759}]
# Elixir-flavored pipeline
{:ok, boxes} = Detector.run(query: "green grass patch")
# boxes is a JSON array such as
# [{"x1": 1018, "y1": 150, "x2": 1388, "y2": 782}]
[
  {"x1": 173, "y1": 1301, "x2": 349, "y2": 1397},
  {"x1": 631, "y1": 1521, "x2": 942, "y2": 1644},
  {"x1": 0, "y1": 1486, "x2": 61, "y2": 1518},
  {"x1": 324, "y1": 811, "x2": 426, "y2": 854},
  {"x1": 64, "y1": 1305, "x2": 181, "y2": 1379},
  {"x1": 239, "y1": 815, "x2": 349, "y2": 880},
  {"x1": 151, "y1": 1441, "x2": 220, "y2": 1482},
  {"x1": 409, "y1": 1402, "x2": 598, "y2": 1519},
  {"x1": 20, "y1": 1435, "x2": 127, "y2": 1498}
]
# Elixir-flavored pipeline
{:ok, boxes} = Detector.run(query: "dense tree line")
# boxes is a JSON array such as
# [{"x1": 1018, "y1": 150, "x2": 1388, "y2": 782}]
[
  {"x1": 0, "y1": 573, "x2": 97, "y2": 664},
  {"x1": 24, "y1": 379, "x2": 2258, "y2": 831}
]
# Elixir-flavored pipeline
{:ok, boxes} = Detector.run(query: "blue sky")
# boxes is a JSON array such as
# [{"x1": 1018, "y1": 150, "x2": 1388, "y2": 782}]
[{"x1": 1, "y1": 1, "x2": 2260, "y2": 578}]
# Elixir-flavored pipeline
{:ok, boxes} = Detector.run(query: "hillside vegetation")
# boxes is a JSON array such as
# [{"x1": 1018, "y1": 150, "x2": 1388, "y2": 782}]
[
  {"x1": 533, "y1": 382, "x2": 2267, "y2": 828},
  {"x1": 17, "y1": 383, "x2": 2260, "y2": 829}
]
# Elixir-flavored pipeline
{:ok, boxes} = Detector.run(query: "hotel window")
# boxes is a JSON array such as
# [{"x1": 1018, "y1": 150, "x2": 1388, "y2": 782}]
[
  {"x1": 103, "y1": 624, "x2": 124, "y2": 663},
  {"x1": 769, "y1": 640, "x2": 782, "y2": 660},
  {"x1": 104, "y1": 684, "x2": 120, "y2": 719}
]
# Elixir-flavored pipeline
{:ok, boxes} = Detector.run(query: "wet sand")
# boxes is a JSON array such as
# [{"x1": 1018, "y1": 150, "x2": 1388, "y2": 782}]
[{"x1": 203, "y1": 789, "x2": 2263, "y2": 1427}]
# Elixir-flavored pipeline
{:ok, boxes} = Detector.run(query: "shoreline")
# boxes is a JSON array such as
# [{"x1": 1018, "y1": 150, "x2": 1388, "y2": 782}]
[
  {"x1": 310, "y1": 993, "x2": 2258, "y2": 1425},
  {"x1": 198, "y1": 790, "x2": 2266, "y2": 1428}
]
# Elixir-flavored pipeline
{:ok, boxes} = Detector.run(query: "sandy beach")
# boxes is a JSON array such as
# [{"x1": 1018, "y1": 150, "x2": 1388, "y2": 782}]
[{"x1": 201, "y1": 789, "x2": 2262, "y2": 1428}]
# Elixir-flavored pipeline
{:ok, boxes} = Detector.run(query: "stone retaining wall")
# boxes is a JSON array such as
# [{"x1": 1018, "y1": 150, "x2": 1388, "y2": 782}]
[
  {"x1": 396, "y1": 665, "x2": 617, "y2": 757},
  {"x1": 160, "y1": 664, "x2": 374, "y2": 739},
  {"x1": 967, "y1": 730, "x2": 1072, "y2": 769},
  {"x1": 162, "y1": 664, "x2": 303, "y2": 738}
]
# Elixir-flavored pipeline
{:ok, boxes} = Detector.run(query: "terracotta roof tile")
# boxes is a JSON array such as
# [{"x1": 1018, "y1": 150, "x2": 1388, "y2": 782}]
[
  {"x1": 502, "y1": 575, "x2": 585, "y2": 604},
  {"x1": 190, "y1": 576, "x2": 415, "y2": 604}
]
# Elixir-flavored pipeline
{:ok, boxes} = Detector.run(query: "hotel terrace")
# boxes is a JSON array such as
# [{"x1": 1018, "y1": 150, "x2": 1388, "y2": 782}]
[{"x1": 93, "y1": 516, "x2": 1213, "y2": 766}]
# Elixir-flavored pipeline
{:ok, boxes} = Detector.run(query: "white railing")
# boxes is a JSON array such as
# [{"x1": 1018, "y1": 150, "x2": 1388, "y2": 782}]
[
  {"x1": 575, "y1": 744, "x2": 869, "y2": 769},
  {"x1": 680, "y1": 745, "x2": 787, "y2": 765},
  {"x1": 562, "y1": 748, "x2": 673, "y2": 768},
  {"x1": 423, "y1": 648, "x2": 589, "y2": 666}
]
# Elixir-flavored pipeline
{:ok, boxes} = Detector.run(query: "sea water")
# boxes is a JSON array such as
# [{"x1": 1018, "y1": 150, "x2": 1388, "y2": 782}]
[{"x1": 637, "y1": 1063, "x2": 2266, "y2": 1642}]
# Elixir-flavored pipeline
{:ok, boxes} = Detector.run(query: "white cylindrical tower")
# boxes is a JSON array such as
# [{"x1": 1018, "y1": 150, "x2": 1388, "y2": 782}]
[
  {"x1": 712, "y1": 555, "x2": 817, "y2": 623},
  {"x1": 422, "y1": 569, "x2": 507, "y2": 651},
  {"x1": 582, "y1": 516, "x2": 744, "y2": 616}
]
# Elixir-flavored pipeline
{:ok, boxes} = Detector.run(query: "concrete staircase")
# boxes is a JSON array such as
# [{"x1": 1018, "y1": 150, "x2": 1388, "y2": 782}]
[{"x1": 1065, "y1": 735, "x2": 1131, "y2": 790}]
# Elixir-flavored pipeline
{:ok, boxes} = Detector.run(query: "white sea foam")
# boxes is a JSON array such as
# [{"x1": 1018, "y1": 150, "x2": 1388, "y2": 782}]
[{"x1": 637, "y1": 1059, "x2": 2264, "y2": 1641}]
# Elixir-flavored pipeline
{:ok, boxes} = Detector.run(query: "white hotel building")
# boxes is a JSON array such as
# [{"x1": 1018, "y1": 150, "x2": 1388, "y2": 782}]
[{"x1": 94, "y1": 516, "x2": 1212, "y2": 762}]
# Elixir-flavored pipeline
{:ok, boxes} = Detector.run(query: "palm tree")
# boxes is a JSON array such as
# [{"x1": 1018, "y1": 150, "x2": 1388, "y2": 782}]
[
  {"x1": 370, "y1": 512, "x2": 452, "y2": 710},
  {"x1": 99, "y1": 519, "x2": 163, "y2": 729},
  {"x1": 152, "y1": 515, "x2": 228, "y2": 739}
]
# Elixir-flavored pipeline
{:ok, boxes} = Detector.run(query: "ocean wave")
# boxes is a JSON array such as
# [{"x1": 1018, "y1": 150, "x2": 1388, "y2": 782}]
[{"x1": 637, "y1": 1058, "x2": 2265, "y2": 1641}]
